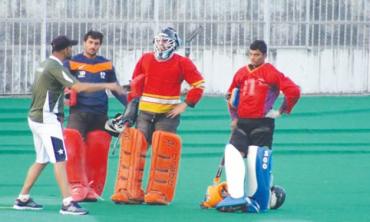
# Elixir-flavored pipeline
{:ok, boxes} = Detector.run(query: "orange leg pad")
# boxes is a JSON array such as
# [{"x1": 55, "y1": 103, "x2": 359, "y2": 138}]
[
  {"x1": 145, "y1": 131, "x2": 182, "y2": 205},
  {"x1": 111, "y1": 128, "x2": 148, "y2": 204},
  {"x1": 85, "y1": 130, "x2": 111, "y2": 197},
  {"x1": 63, "y1": 128, "x2": 88, "y2": 201}
]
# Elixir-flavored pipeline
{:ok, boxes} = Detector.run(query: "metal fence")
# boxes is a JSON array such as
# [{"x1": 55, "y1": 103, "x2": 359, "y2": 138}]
[{"x1": 0, "y1": 0, "x2": 369, "y2": 95}]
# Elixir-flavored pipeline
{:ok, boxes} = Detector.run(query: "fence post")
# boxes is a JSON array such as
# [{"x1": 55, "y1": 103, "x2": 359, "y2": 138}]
[
  {"x1": 153, "y1": 0, "x2": 159, "y2": 32},
  {"x1": 263, "y1": 0, "x2": 270, "y2": 46},
  {"x1": 305, "y1": 0, "x2": 310, "y2": 48},
  {"x1": 40, "y1": 0, "x2": 47, "y2": 61}
]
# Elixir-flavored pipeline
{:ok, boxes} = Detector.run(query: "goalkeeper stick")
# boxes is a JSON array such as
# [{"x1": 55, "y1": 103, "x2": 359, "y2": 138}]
[
  {"x1": 185, "y1": 25, "x2": 203, "y2": 58},
  {"x1": 212, "y1": 156, "x2": 225, "y2": 184}
]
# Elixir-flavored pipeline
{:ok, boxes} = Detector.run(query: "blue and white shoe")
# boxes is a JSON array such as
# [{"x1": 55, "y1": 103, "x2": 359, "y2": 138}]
[
  {"x1": 60, "y1": 201, "x2": 88, "y2": 215},
  {"x1": 13, "y1": 198, "x2": 43, "y2": 210},
  {"x1": 216, "y1": 196, "x2": 261, "y2": 213},
  {"x1": 244, "y1": 197, "x2": 260, "y2": 213},
  {"x1": 216, "y1": 196, "x2": 247, "y2": 212}
]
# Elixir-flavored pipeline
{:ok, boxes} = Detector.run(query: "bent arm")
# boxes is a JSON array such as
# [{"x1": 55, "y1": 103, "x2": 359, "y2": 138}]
[
  {"x1": 279, "y1": 75, "x2": 301, "y2": 114},
  {"x1": 184, "y1": 82, "x2": 205, "y2": 107},
  {"x1": 182, "y1": 58, "x2": 205, "y2": 107},
  {"x1": 71, "y1": 82, "x2": 123, "y2": 94}
]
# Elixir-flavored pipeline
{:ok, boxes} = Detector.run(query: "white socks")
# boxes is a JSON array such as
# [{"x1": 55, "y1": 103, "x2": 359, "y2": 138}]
[
  {"x1": 18, "y1": 194, "x2": 73, "y2": 206},
  {"x1": 63, "y1": 197, "x2": 73, "y2": 206},
  {"x1": 18, "y1": 194, "x2": 30, "y2": 202}
]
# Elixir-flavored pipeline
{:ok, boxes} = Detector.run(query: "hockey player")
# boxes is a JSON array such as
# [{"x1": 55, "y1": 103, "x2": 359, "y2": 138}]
[
  {"x1": 63, "y1": 30, "x2": 127, "y2": 202},
  {"x1": 14, "y1": 35, "x2": 123, "y2": 215},
  {"x1": 107, "y1": 27, "x2": 205, "y2": 205},
  {"x1": 216, "y1": 40, "x2": 300, "y2": 213}
]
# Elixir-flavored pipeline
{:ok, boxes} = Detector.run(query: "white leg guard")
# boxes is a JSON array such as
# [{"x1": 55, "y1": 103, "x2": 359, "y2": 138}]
[
  {"x1": 246, "y1": 145, "x2": 272, "y2": 212},
  {"x1": 224, "y1": 144, "x2": 245, "y2": 198}
]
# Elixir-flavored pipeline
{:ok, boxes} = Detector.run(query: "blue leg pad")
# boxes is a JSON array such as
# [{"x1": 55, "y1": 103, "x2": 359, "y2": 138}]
[{"x1": 247, "y1": 146, "x2": 272, "y2": 212}]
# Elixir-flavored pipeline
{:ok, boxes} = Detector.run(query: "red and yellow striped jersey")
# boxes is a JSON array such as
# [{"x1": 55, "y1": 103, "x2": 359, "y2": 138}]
[{"x1": 131, "y1": 53, "x2": 205, "y2": 113}]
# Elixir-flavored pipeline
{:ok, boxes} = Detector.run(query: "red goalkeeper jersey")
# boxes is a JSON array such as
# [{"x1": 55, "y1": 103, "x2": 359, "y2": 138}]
[
  {"x1": 228, "y1": 63, "x2": 300, "y2": 118},
  {"x1": 131, "y1": 53, "x2": 205, "y2": 113}
]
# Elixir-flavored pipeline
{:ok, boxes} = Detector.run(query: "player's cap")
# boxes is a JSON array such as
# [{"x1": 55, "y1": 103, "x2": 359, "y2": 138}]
[{"x1": 51, "y1": 35, "x2": 78, "y2": 51}]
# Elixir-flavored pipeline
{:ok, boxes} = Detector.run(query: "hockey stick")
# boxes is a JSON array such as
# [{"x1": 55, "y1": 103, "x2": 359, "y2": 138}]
[
  {"x1": 110, "y1": 123, "x2": 129, "y2": 156},
  {"x1": 199, "y1": 155, "x2": 226, "y2": 209},
  {"x1": 180, "y1": 26, "x2": 203, "y2": 95},
  {"x1": 213, "y1": 156, "x2": 225, "y2": 184},
  {"x1": 109, "y1": 98, "x2": 140, "y2": 155},
  {"x1": 185, "y1": 25, "x2": 203, "y2": 58}
]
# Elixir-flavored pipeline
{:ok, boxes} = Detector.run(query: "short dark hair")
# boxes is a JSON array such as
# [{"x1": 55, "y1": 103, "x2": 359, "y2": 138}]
[
  {"x1": 83, "y1": 30, "x2": 104, "y2": 44},
  {"x1": 51, "y1": 35, "x2": 78, "y2": 52},
  {"x1": 250, "y1": 40, "x2": 267, "y2": 54}
]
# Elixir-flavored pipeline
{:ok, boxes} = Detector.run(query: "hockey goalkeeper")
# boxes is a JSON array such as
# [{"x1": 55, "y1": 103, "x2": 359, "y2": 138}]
[
  {"x1": 106, "y1": 27, "x2": 205, "y2": 205},
  {"x1": 213, "y1": 40, "x2": 300, "y2": 213}
]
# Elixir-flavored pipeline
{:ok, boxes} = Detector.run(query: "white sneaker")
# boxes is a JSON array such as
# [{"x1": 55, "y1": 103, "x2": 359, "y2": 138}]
[
  {"x1": 13, "y1": 198, "x2": 43, "y2": 210},
  {"x1": 60, "y1": 201, "x2": 88, "y2": 215}
]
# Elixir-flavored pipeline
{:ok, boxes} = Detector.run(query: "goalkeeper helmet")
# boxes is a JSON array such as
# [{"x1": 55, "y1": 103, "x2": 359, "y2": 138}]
[
  {"x1": 270, "y1": 185, "x2": 286, "y2": 209},
  {"x1": 154, "y1": 27, "x2": 181, "y2": 60}
]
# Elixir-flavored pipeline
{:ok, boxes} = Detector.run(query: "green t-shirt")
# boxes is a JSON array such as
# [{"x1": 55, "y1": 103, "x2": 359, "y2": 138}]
[{"x1": 29, "y1": 56, "x2": 78, "y2": 123}]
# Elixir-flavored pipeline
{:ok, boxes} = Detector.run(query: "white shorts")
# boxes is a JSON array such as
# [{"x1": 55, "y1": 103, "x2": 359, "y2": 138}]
[{"x1": 28, "y1": 118, "x2": 68, "y2": 163}]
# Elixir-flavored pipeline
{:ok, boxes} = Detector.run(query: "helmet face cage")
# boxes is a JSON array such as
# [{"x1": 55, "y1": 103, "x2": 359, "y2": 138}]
[{"x1": 154, "y1": 27, "x2": 180, "y2": 60}]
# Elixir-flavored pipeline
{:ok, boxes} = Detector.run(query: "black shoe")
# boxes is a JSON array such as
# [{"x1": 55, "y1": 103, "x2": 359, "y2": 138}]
[
  {"x1": 13, "y1": 198, "x2": 43, "y2": 210},
  {"x1": 60, "y1": 201, "x2": 88, "y2": 215}
]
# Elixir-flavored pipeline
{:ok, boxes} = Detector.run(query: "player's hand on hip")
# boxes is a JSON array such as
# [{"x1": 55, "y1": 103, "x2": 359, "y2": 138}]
[
  {"x1": 265, "y1": 109, "x2": 281, "y2": 119},
  {"x1": 167, "y1": 103, "x2": 188, "y2": 118},
  {"x1": 231, "y1": 119, "x2": 238, "y2": 130}
]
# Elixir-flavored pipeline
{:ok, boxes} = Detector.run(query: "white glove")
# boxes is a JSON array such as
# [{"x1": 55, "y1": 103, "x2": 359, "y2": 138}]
[{"x1": 265, "y1": 109, "x2": 281, "y2": 119}]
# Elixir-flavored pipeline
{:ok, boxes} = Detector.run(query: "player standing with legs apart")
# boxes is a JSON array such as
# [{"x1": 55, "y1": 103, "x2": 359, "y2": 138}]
[
  {"x1": 215, "y1": 40, "x2": 300, "y2": 213},
  {"x1": 107, "y1": 27, "x2": 205, "y2": 205},
  {"x1": 63, "y1": 30, "x2": 127, "y2": 202},
  {"x1": 13, "y1": 35, "x2": 124, "y2": 215}
]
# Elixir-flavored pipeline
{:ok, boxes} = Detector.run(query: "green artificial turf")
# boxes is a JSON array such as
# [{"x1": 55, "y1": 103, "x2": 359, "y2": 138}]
[{"x1": 1, "y1": 96, "x2": 370, "y2": 222}]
